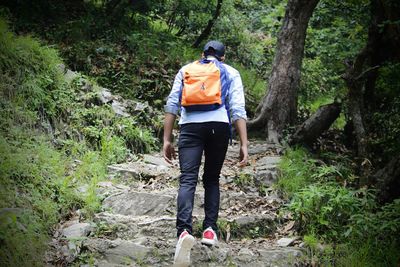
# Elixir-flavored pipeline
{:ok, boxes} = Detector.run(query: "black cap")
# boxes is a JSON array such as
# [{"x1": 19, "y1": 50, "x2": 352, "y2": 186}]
[{"x1": 203, "y1": 40, "x2": 225, "y2": 59}]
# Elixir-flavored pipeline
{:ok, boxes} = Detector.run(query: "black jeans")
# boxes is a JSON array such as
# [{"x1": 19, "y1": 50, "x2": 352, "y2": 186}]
[{"x1": 176, "y1": 122, "x2": 229, "y2": 237}]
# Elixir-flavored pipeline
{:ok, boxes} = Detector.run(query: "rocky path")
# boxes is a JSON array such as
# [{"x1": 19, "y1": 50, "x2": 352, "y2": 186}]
[{"x1": 47, "y1": 141, "x2": 304, "y2": 266}]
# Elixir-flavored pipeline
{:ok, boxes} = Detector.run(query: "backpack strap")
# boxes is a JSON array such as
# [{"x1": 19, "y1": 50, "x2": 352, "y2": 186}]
[{"x1": 212, "y1": 60, "x2": 233, "y2": 145}]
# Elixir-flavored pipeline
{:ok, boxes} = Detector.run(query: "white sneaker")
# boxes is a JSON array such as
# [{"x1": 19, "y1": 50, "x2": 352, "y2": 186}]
[
  {"x1": 173, "y1": 230, "x2": 195, "y2": 267},
  {"x1": 200, "y1": 227, "x2": 218, "y2": 246}
]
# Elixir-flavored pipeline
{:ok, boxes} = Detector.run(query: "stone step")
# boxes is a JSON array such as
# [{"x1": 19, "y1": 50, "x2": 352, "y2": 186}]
[
  {"x1": 94, "y1": 210, "x2": 278, "y2": 241},
  {"x1": 101, "y1": 188, "x2": 282, "y2": 219},
  {"x1": 94, "y1": 212, "x2": 176, "y2": 240},
  {"x1": 106, "y1": 146, "x2": 282, "y2": 191},
  {"x1": 107, "y1": 159, "x2": 179, "y2": 182},
  {"x1": 82, "y1": 236, "x2": 303, "y2": 267},
  {"x1": 102, "y1": 191, "x2": 175, "y2": 217}
]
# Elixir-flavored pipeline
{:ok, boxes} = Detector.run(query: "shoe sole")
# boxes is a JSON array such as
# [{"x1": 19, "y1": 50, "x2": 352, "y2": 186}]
[
  {"x1": 174, "y1": 235, "x2": 195, "y2": 267},
  {"x1": 200, "y1": 237, "x2": 217, "y2": 246}
]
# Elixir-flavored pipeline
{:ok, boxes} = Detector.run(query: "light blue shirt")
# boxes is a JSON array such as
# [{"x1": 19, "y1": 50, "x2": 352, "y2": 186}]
[{"x1": 164, "y1": 56, "x2": 247, "y2": 125}]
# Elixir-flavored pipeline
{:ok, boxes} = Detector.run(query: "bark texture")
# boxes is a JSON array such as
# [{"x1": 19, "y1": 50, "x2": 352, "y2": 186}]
[
  {"x1": 289, "y1": 102, "x2": 341, "y2": 147},
  {"x1": 341, "y1": 0, "x2": 400, "y2": 159},
  {"x1": 247, "y1": 0, "x2": 319, "y2": 143},
  {"x1": 374, "y1": 155, "x2": 400, "y2": 204}
]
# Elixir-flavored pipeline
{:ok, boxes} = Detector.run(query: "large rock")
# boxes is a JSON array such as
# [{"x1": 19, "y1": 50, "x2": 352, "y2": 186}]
[
  {"x1": 257, "y1": 247, "x2": 303, "y2": 266},
  {"x1": 102, "y1": 191, "x2": 175, "y2": 216},
  {"x1": 254, "y1": 156, "x2": 281, "y2": 187},
  {"x1": 62, "y1": 222, "x2": 93, "y2": 239},
  {"x1": 277, "y1": 237, "x2": 298, "y2": 247},
  {"x1": 98, "y1": 88, "x2": 114, "y2": 104},
  {"x1": 254, "y1": 169, "x2": 278, "y2": 187},
  {"x1": 83, "y1": 238, "x2": 151, "y2": 265},
  {"x1": 64, "y1": 69, "x2": 79, "y2": 84},
  {"x1": 94, "y1": 212, "x2": 176, "y2": 239},
  {"x1": 96, "y1": 181, "x2": 130, "y2": 198},
  {"x1": 256, "y1": 156, "x2": 281, "y2": 168},
  {"x1": 108, "y1": 161, "x2": 174, "y2": 181},
  {"x1": 190, "y1": 241, "x2": 303, "y2": 266},
  {"x1": 248, "y1": 142, "x2": 278, "y2": 155},
  {"x1": 111, "y1": 100, "x2": 130, "y2": 117},
  {"x1": 143, "y1": 154, "x2": 171, "y2": 168}
]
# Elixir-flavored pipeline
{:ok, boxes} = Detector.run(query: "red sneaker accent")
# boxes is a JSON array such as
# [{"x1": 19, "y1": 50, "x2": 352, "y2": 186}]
[
  {"x1": 203, "y1": 229, "x2": 215, "y2": 240},
  {"x1": 201, "y1": 227, "x2": 218, "y2": 246},
  {"x1": 179, "y1": 230, "x2": 189, "y2": 239}
]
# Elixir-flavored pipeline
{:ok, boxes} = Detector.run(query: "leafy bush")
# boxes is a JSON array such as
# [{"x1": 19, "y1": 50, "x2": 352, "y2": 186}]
[
  {"x1": 0, "y1": 18, "x2": 110, "y2": 265},
  {"x1": 276, "y1": 147, "x2": 317, "y2": 197},
  {"x1": 333, "y1": 199, "x2": 400, "y2": 266},
  {"x1": 0, "y1": 18, "x2": 66, "y2": 118},
  {"x1": 0, "y1": 134, "x2": 84, "y2": 266},
  {"x1": 279, "y1": 147, "x2": 399, "y2": 265},
  {"x1": 287, "y1": 183, "x2": 375, "y2": 241}
]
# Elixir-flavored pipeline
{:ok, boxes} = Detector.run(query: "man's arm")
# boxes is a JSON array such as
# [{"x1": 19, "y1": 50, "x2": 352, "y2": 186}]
[
  {"x1": 234, "y1": 118, "x2": 248, "y2": 166},
  {"x1": 163, "y1": 113, "x2": 177, "y2": 164}
]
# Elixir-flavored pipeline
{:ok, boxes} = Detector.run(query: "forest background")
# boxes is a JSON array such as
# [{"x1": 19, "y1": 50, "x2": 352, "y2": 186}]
[{"x1": 0, "y1": 0, "x2": 399, "y2": 266}]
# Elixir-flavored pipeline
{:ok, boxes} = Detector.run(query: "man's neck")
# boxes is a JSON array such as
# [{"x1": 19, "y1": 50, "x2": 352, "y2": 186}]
[{"x1": 206, "y1": 55, "x2": 218, "y2": 61}]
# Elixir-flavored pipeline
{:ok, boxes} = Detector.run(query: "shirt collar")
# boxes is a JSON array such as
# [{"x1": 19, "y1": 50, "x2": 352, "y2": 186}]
[{"x1": 206, "y1": 55, "x2": 218, "y2": 61}]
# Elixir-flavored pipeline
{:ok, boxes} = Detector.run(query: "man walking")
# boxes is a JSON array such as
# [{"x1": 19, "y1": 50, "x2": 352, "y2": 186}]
[{"x1": 163, "y1": 40, "x2": 248, "y2": 266}]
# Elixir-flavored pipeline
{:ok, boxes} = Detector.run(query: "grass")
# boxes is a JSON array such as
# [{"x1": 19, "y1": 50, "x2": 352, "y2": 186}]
[
  {"x1": 278, "y1": 146, "x2": 400, "y2": 266},
  {"x1": 0, "y1": 18, "x2": 112, "y2": 265},
  {"x1": 276, "y1": 147, "x2": 317, "y2": 197}
]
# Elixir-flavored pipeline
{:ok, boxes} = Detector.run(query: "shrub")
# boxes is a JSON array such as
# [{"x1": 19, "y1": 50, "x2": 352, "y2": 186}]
[
  {"x1": 287, "y1": 183, "x2": 375, "y2": 241},
  {"x1": 276, "y1": 147, "x2": 317, "y2": 197},
  {"x1": 0, "y1": 134, "x2": 82, "y2": 266}
]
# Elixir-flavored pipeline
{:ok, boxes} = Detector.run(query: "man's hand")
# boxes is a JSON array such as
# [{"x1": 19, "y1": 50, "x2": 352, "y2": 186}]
[
  {"x1": 163, "y1": 141, "x2": 176, "y2": 164},
  {"x1": 234, "y1": 118, "x2": 248, "y2": 167},
  {"x1": 163, "y1": 113, "x2": 177, "y2": 165},
  {"x1": 239, "y1": 144, "x2": 248, "y2": 167}
]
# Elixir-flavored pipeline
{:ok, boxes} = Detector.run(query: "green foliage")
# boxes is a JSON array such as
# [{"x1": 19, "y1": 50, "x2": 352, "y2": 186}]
[
  {"x1": 276, "y1": 147, "x2": 317, "y2": 197},
  {"x1": 368, "y1": 63, "x2": 400, "y2": 161},
  {"x1": 297, "y1": 0, "x2": 368, "y2": 125},
  {"x1": 0, "y1": 134, "x2": 82, "y2": 266},
  {"x1": 335, "y1": 240, "x2": 399, "y2": 267},
  {"x1": 307, "y1": 0, "x2": 369, "y2": 72},
  {"x1": 279, "y1": 146, "x2": 400, "y2": 265},
  {"x1": 213, "y1": 0, "x2": 275, "y2": 71},
  {"x1": 233, "y1": 173, "x2": 253, "y2": 188},
  {"x1": 333, "y1": 199, "x2": 400, "y2": 266},
  {"x1": 288, "y1": 184, "x2": 375, "y2": 241},
  {"x1": 232, "y1": 63, "x2": 266, "y2": 117},
  {"x1": 100, "y1": 133, "x2": 128, "y2": 165},
  {"x1": 115, "y1": 117, "x2": 158, "y2": 154},
  {"x1": 0, "y1": 18, "x2": 65, "y2": 118},
  {"x1": 347, "y1": 199, "x2": 400, "y2": 244},
  {"x1": 0, "y1": 210, "x2": 47, "y2": 267},
  {"x1": 161, "y1": 0, "x2": 215, "y2": 35},
  {"x1": 299, "y1": 57, "x2": 343, "y2": 115},
  {"x1": 0, "y1": 19, "x2": 113, "y2": 265},
  {"x1": 61, "y1": 29, "x2": 185, "y2": 108}
]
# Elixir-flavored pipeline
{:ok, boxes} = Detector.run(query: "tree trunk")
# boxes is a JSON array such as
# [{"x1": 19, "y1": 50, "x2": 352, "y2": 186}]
[
  {"x1": 374, "y1": 155, "x2": 400, "y2": 204},
  {"x1": 192, "y1": 0, "x2": 223, "y2": 48},
  {"x1": 364, "y1": 0, "x2": 400, "y2": 112},
  {"x1": 247, "y1": 0, "x2": 319, "y2": 143},
  {"x1": 342, "y1": 52, "x2": 369, "y2": 158},
  {"x1": 289, "y1": 102, "x2": 341, "y2": 147},
  {"x1": 341, "y1": 0, "x2": 387, "y2": 159}
]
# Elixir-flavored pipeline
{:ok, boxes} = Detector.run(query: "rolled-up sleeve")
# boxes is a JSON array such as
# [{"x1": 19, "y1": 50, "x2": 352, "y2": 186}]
[
  {"x1": 164, "y1": 69, "x2": 183, "y2": 115},
  {"x1": 227, "y1": 68, "x2": 247, "y2": 122}
]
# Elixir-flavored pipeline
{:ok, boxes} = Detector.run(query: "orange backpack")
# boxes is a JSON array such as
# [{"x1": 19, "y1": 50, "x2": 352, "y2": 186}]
[{"x1": 180, "y1": 59, "x2": 229, "y2": 112}]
